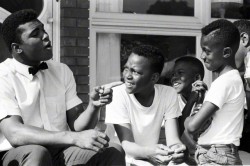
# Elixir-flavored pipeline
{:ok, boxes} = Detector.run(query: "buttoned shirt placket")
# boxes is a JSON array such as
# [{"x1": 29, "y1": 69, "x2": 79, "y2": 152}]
[{"x1": 36, "y1": 72, "x2": 51, "y2": 130}]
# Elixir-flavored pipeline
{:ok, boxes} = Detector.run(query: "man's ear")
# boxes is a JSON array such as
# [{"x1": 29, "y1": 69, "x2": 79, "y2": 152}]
[
  {"x1": 240, "y1": 32, "x2": 249, "y2": 47},
  {"x1": 151, "y1": 73, "x2": 160, "y2": 84},
  {"x1": 223, "y1": 47, "x2": 232, "y2": 58},
  {"x1": 11, "y1": 43, "x2": 22, "y2": 54}
]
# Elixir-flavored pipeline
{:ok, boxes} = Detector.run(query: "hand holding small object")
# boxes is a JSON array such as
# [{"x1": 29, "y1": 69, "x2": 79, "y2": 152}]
[
  {"x1": 90, "y1": 81, "x2": 123, "y2": 107},
  {"x1": 168, "y1": 143, "x2": 186, "y2": 164}
]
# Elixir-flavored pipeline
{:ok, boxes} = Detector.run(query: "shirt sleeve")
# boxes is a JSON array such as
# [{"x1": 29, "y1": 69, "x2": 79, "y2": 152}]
[
  {"x1": 164, "y1": 87, "x2": 182, "y2": 120},
  {"x1": 204, "y1": 79, "x2": 228, "y2": 109},
  {"x1": 105, "y1": 86, "x2": 130, "y2": 124},
  {"x1": 0, "y1": 76, "x2": 21, "y2": 120},
  {"x1": 63, "y1": 64, "x2": 82, "y2": 110}
]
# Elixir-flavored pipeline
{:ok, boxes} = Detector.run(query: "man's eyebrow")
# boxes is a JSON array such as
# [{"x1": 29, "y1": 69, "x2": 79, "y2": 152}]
[{"x1": 29, "y1": 24, "x2": 44, "y2": 35}]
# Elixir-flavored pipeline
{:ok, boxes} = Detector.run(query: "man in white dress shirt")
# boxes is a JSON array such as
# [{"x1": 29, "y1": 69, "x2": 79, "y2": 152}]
[{"x1": 0, "y1": 9, "x2": 125, "y2": 166}]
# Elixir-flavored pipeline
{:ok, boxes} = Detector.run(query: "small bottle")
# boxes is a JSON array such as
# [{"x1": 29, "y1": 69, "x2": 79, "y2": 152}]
[{"x1": 192, "y1": 91, "x2": 203, "y2": 115}]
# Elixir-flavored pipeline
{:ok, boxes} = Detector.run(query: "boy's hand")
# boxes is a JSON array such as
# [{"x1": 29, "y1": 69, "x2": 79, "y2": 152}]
[
  {"x1": 169, "y1": 143, "x2": 186, "y2": 164},
  {"x1": 90, "y1": 81, "x2": 123, "y2": 107},
  {"x1": 147, "y1": 144, "x2": 174, "y2": 165},
  {"x1": 191, "y1": 80, "x2": 208, "y2": 92}
]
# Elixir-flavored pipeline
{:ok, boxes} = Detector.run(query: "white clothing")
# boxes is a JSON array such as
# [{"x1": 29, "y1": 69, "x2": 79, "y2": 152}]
[
  {"x1": 178, "y1": 94, "x2": 186, "y2": 112},
  {"x1": 198, "y1": 70, "x2": 245, "y2": 146},
  {"x1": 0, "y1": 58, "x2": 82, "y2": 151},
  {"x1": 105, "y1": 84, "x2": 181, "y2": 146},
  {"x1": 244, "y1": 52, "x2": 250, "y2": 79}
]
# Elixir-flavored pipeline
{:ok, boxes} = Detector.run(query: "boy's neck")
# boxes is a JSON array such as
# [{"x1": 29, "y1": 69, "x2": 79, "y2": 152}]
[
  {"x1": 213, "y1": 65, "x2": 234, "y2": 79},
  {"x1": 134, "y1": 87, "x2": 155, "y2": 107}
]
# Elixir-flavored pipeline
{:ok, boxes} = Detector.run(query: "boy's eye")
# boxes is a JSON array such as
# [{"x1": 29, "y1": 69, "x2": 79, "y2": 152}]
[
  {"x1": 132, "y1": 71, "x2": 140, "y2": 75},
  {"x1": 202, "y1": 49, "x2": 210, "y2": 54}
]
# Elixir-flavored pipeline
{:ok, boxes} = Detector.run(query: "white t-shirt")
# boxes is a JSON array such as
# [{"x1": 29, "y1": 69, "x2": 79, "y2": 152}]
[
  {"x1": 244, "y1": 52, "x2": 250, "y2": 79},
  {"x1": 178, "y1": 94, "x2": 186, "y2": 112},
  {"x1": 105, "y1": 84, "x2": 181, "y2": 146},
  {"x1": 0, "y1": 58, "x2": 82, "y2": 151},
  {"x1": 198, "y1": 70, "x2": 245, "y2": 146}
]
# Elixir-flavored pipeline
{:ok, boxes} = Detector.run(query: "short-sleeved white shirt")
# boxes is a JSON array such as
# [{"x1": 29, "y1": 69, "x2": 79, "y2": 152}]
[
  {"x1": 0, "y1": 58, "x2": 82, "y2": 151},
  {"x1": 198, "y1": 70, "x2": 245, "y2": 146},
  {"x1": 105, "y1": 84, "x2": 181, "y2": 146},
  {"x1": 178, "y1": 94, "x2": 186, "y2": 112},
  {"x1": 244, "y1": 52, "x2": 250, "y2": 78}
]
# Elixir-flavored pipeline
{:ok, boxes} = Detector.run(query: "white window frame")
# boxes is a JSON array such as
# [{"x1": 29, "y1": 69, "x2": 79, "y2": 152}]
[
  {"x1": 89, "y1": 0, "x2": 215, "y2": 90},
  {"x1": 0, "y1": 0, "x2": 60, "y2": 62}
]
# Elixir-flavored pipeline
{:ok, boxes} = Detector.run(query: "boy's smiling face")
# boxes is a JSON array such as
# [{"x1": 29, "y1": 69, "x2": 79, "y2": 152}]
[
  {"x1": 200, "y1": 34, "x2": 225, "y2": 72},
  {"x1": 171, "y1": 61, "x2": 197, "y2": 95}
]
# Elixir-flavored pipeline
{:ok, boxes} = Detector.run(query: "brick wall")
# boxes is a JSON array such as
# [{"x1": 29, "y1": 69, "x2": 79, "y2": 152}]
[{"x1": 60, "y1": 0, "x2": 90, "y2": 107}]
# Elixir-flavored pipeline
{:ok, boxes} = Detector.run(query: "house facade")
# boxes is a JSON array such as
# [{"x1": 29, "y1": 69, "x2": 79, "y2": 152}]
[{"x1": 0, "y1": 0, "x2": 249, "y2": 123}]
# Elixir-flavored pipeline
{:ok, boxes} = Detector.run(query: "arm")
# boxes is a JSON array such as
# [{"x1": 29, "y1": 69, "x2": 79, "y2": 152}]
[
  {"x1": 0, "y1": 115, "x2": 109, "y2": 152},
  {"x1": 67, "y1": 82, "x2": 123, "y2": 131},
  {"x1": 165, "y1": 118, "x2": 186, "y2": 163},
  {"x1": 114, "y1": 123, "x2": 173, "y2": 165},
  {"x1": 184, "y1": 101, "x2": 218, "y2": 134},
  {"x1": 179, "y1": 80, "x2": 208, "y2": 135}
]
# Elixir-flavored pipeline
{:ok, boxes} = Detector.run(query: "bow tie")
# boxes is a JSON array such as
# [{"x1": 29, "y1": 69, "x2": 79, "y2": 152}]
[{"x1": 28, "y1": 62, "x2": 48, "y2": 75}]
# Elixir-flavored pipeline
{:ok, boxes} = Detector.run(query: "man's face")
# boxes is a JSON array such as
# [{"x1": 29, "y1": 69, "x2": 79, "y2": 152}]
[
  {"x1": 123, "y1": 53, "x2": 154, "y2": 94},
  {"x1": 200, "y1": 35, "x2": 224, "y2": 72},
  {"x1": 17, "y1": 20, "x2": 52, "y2": 65},
  {"x1": 171, "y1": 62, "x2": 197, "y2": 95}
]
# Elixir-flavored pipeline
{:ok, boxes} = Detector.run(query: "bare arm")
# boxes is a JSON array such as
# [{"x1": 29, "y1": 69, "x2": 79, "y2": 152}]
[
  {"x1": 184, "y1": 101, "x2": 218, "y2": 134},
  {"x1": 165, "y1": 118, "x2": 186, "y2": 163},
  {"x1": 67, "y1": 81, "x2": 123, "y2": 131},
  {"x1": 67, "y1": 103, "x2": 101, "y2": 131},
  {"x1": 0, "y1": 115, "x2": 74, "y2": 148},
  {"x1": 179, "y1": 80, "x2": 208, "y2": 135},
  {"x1": 114, "y1": 123, "x2": 173, "y2": 164},
  {"x1": 0, "y1": 115, "x2": 109, "y2": 152},
  {"x1": 165, "y1": 118, "x2": 182, "y2": 146}
]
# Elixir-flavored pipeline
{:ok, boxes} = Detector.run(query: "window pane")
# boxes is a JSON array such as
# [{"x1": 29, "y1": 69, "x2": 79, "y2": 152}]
[
  {"x1": 121, "y1": 34, "x2": 196, "y2": 85},
  {"x1": 123, "y1": 0, "x2": 194, "y2": 16},
  {"x1": 0, "y1": 0, "x2": 43, "y2": 15},
  {"x1": 211, "y1": 0, "x2": 250, "y2": 19},
  {"x1": 96, "y1": 0, "x2": 194, "y2": 16}
]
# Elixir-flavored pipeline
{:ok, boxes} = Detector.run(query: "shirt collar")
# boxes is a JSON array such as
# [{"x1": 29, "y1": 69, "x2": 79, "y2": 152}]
[{"x1": 12, "y1": 59, "x2": 34, "y2": 81}]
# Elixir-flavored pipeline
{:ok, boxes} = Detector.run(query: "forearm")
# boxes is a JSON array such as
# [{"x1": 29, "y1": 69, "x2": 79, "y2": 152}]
[
  {"x1": 74, "y1": 102, "x2": 101, "y2": 131},
  {"x1": 4, "y1": 124, "x2": 75, "y2": 148},
  {"x1": 122, "y1": 141, "x2": 154, "y2": 160}
]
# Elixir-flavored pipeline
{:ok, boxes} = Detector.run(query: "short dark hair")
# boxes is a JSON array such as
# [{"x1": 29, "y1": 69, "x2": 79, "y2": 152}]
[
  {"x1": 1, "y1": 9, "x2": 38, "y2": 51},
  {"x1": 201, "y1": 19, "x2": 240, "y2": 54},
  {"x1": 131, "y1": 45, "x2": 165, "y2": 74},
  {"x1": 175, "y1": 56, "x2": 205, "y2": 80},
  {"x1": 233, "y1": 19, "x2": 250, "y2": 35}
]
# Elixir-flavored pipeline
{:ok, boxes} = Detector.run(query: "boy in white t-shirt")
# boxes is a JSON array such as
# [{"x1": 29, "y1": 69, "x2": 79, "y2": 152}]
[
  {"x1": 185, "y1": 19, "x2": 245, "y2": 165},
  {"x1": 105, "y1": 45, "x2": 186, "y2": 165}
]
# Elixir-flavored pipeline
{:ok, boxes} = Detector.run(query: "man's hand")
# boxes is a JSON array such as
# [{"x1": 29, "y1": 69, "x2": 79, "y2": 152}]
[
  {"x1": 169, "y1": 143, "x2": 186, "y2": 164},
  {"x1": 72, "y1": 129, "x2": 110, "y2": 152},
  {"x1": 147, "y1": 144, "x2": 174, "y2": 165},
  {"x1": 90, "y1": 81, "x2": 123, "y2": 107}
]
